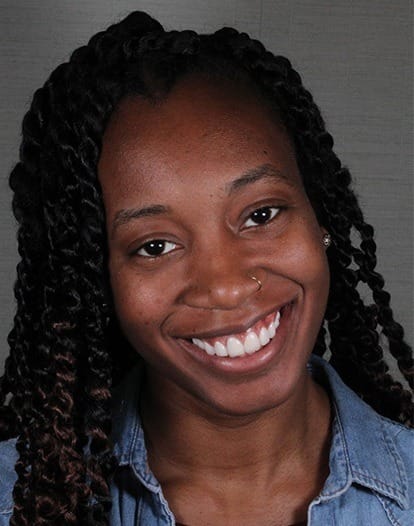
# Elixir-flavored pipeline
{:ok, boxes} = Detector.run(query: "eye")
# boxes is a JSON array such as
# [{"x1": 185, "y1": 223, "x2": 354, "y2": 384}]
[
  {"x1": 244, "y1": 206, "x2": 281, "y2": 228},
  {"x1": 136, "y1": 240, "x2": 177, "y2": 258}
]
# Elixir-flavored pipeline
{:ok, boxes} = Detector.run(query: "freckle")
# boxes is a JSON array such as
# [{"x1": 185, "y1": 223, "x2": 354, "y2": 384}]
[{"x1": 263, "y1": 149, "x2": 268, "y2": 155}]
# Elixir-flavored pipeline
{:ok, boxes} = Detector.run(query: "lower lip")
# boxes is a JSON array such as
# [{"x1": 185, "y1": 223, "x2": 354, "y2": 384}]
[{"x1": 177, "y1": 303, "x2": 295, "y2": 376}]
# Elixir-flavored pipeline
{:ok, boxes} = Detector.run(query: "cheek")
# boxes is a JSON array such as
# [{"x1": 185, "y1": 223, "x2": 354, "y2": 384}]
[
  {"x1": 277, "y1": 223, "x2": 329, "y2": 281},
  {"x1": 297, "y1": 242, "x2": 329, "y2": 287},
  {"x1": 109, "y1": 265, "x2": 167, "y2": 346},
  {"x1": 273, "y1": 221, "x2": 331, "y2": 316}
]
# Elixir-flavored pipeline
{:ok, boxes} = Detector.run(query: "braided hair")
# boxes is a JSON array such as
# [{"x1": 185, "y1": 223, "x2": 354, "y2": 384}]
[{"x1": 0, "y1": 11, "x2": 412, "y2": 526}]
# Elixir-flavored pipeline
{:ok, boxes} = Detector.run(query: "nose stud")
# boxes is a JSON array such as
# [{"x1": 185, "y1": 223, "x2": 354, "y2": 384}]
[{"x1": 249, "y1": 275, "x2": 262, "y2": 291}]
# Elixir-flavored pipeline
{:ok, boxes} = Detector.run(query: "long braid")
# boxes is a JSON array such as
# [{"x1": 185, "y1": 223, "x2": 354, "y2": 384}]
[
  {"x1": 0, "y1": 12, "x2": 165, "y2": 525},
  {"x1": 42, "y1": 52, "x2": 113, "y2": 525},
  {"x1": 1, "y1": 89, "x2": 50, "y2": 440},
  {"x1": 6, "y1": 95, "x2": 54, "y2": 524},
  {"x1": 1, "y1": 11, "x2": 412, "y2": 525},
  {"x1": 8, "y1": 68, "x2": 91, "y2": 523}
]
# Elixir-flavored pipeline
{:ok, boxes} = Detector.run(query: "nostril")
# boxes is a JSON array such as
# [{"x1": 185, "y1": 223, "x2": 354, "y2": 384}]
[{"x1": 181, "y1": 268, "x2": 262, "y2": 310}]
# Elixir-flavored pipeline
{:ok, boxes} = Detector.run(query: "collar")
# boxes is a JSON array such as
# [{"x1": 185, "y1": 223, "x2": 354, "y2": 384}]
[
  {"x1": 111, "y1": 355, "x2": 410, "y2": 508},
  {"x1": 111, "y1": 363, "x2": 161, "y2": 492},
  {"x1": 309, "y1": 355, "x2": 409, "y2": 509}
]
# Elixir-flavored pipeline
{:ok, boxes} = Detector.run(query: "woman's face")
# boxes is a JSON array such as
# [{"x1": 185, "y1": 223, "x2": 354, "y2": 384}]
[{"x1": 98, "y1": 78, "x2": 330, "y2": 417}]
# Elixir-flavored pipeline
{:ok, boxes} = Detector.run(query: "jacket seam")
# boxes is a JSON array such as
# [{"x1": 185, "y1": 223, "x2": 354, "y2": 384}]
[
  {"x1": 319, "y1": 401, "x2": 353, "y2": 499},
  {"x1": 343, "y1": 415, "x2": 407, "y2": 504},
  {"x1": 127, "y1": 413, "x2": 142, "y2": 465},
  {"x1": 352, "y1": 469, "x2": 404, "y2": 502},
  {"x1": 375, "y1": 492, "x2": 402, "y2": 526},
  {"x1": 382, "y1": 423, "x2": 408, "y2": 494},
  {"x1": 379, "y1": 417, "x2": 409, "y2": 434}
]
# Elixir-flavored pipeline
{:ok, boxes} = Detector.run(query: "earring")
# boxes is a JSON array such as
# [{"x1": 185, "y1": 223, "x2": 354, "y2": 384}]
[{"x1": 322, "y1": 233, "x2": 332, "y2": 248}]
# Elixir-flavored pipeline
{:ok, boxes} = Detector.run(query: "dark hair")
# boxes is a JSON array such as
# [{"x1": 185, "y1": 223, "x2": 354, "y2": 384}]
[{"x1": 0, "y1": 10, "x2": 412, "y2": 526}]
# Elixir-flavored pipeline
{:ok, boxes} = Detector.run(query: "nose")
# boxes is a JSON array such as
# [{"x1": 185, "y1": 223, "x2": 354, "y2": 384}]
[{"x1": 180, "y1": 245, "x2": 261, "y2": 310}]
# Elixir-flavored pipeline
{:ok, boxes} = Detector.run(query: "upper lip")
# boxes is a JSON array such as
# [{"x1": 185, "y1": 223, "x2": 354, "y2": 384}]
[{"x1": 176, "y1": 299, "x2": 294, "y2": 341}]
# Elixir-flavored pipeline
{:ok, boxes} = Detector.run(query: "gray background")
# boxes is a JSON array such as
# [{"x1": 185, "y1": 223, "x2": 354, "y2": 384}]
[{"x1": 0, "y1": 1, "x2": 412, "y2": 371}]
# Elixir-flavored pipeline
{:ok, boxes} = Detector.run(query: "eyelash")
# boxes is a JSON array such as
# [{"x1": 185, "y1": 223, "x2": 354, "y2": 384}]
[
  {"x1": 135, "y1": 240, "x2": 178, "y2": 258},
  {"x1": 243, "y1": 205, "x2": 281, "y2": 228},
  {"x1": 134, "y1": 205, "x2": 282, "y2": 258}
]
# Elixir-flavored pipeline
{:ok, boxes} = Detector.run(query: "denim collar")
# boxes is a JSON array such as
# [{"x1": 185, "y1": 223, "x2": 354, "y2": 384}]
[
  {"x1": 309, "y1": 356, "x2": 409, "y2": 509},
  {"x1": 111, "y1": 364, "x2": 161, "y2": 493},
  {"x1": 111, "y1": 355, "x2": 409, "y2": 509}
]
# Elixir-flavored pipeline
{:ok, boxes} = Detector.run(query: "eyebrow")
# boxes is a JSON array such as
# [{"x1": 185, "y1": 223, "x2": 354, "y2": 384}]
[
  {"x1": 111, "y1": 164, "x2": 293, "y2": 237},
  {"x1": 112, "y1": 204, "x2": 170, "y2": 237},
  {"x1": 226, "y1": 163, "x2": 294, "y2": 194}
]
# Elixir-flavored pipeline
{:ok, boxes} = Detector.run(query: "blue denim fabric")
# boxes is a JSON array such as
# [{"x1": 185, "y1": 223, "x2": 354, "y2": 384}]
[{"x1": 1, "y1": 355, "x2": 413, "y2": 525}]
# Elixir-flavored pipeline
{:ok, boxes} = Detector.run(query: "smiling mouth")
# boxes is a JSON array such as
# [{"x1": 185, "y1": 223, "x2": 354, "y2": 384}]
[{"x1": 190, "y1": 309, "x2": 283, "y2": 358}]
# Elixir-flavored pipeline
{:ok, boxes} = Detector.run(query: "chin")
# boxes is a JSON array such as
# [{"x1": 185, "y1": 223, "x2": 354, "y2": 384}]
[{"x1": 185, "y1": 370, "x2": 305, "y2": 420}]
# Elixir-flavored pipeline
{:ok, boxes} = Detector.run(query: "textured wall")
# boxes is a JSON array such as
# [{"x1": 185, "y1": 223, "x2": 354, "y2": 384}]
[{"x1": 0, "y1": 0, "x2": 412, "y2": 371}]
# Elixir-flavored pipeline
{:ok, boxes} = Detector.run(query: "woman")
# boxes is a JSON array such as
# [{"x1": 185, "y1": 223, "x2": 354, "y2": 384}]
[{"x1": 0, "y1": 11, "x2": 412, "y2": 526}]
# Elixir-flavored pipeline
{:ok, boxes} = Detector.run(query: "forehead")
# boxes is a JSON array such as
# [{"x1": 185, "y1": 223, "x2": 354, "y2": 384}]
[{"x1": 98, "y1": 77, "x2": 299, "y2": 204}]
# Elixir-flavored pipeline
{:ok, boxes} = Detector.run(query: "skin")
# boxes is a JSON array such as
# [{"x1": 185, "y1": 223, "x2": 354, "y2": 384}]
[{"x1": 99, "y1": 77, "x2": 332, "y2": 525}]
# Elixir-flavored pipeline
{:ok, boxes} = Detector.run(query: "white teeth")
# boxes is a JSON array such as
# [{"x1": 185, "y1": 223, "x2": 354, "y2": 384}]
[
  {"x1": 227, "y1": 337, "x2": 245, "y2": 357},
  {"x1": 204, "y1": 342, "x2": 215, "y2": 356},
  {"x1": 244, "y1": 331, "x2": 261, "y2": 354},
  {"x1": 191, "y1": 309, "x2": 282, "y2": 358},
  {"x1": 274, "y1": 311, "x2": 281, "y2": 328},
  {"x1": 214, "y1": 341, "x2": 228, "y2": 357},
  {"x1": 259, "y1": 327, "x2": 270, "y2": 346},
  {"x1": 193, "y1": 338, "x2": 205, "y2": 350}
]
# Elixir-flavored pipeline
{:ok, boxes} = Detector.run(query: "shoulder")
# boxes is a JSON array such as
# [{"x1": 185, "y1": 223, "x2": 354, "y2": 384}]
[
  {"x1": 0, "y1": 438, "x2": 18, "y2": 516},
  {"x1": 385, "y1": 415, "x2": 414, "y2": 449}
]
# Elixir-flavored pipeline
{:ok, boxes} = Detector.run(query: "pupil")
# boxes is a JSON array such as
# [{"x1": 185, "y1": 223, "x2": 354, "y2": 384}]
[
  {"x1": 145, "y1": 240, "x2": 165, "y2": 255},
  {"x1": 252, "y1": 207, "x2": 271, "y2": 224}
]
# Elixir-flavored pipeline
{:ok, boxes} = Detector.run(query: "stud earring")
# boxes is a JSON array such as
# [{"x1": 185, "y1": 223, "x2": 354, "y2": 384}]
[{"x1": 322, "y1": 233, "x2": 332, "y2": 248}]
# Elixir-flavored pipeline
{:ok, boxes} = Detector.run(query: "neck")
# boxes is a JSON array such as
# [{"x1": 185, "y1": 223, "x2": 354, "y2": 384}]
[{"x1": 140, "y1": 367, "x2": 331, "y2": 484}]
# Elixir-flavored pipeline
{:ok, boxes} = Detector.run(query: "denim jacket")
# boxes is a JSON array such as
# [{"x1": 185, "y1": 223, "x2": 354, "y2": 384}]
[{"x1": 1, "y1": 356, "x2": 413, "y2": 525}]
